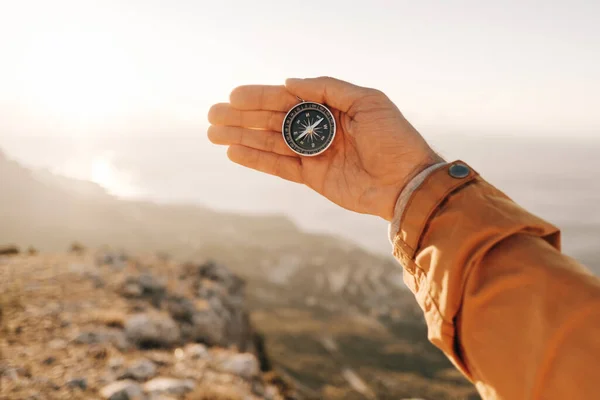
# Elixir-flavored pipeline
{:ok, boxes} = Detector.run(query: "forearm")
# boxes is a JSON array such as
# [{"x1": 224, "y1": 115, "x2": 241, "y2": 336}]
[{"x1": 390, "y1": 161, "x2": 600, "y2": 398}]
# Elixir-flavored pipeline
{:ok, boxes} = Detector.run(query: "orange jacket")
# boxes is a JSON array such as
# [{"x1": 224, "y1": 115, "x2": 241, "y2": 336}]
[{"x1": 390, "y1": 161, "x2": 600, "y2": 399}]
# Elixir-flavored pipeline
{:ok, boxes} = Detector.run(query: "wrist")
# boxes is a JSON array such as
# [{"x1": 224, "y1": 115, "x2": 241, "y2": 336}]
[{"x1": 377, "y1": 152, "x2": 445, "y2": 222}]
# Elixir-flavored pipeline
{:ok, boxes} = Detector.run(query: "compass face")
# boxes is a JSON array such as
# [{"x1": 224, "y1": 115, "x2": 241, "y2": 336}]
[{"x1": 282, "y1": 102, "x2": 336, "y2": 156}]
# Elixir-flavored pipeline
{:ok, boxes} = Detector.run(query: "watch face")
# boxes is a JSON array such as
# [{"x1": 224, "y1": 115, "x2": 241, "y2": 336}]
[{"x1": 282, "y1": 102, "x2": 336, "y2": 156}]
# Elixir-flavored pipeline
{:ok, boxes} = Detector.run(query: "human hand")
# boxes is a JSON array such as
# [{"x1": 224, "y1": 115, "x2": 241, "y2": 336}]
[{"x1": 208, "y1": 77, "x2": 443, "y2": 221}]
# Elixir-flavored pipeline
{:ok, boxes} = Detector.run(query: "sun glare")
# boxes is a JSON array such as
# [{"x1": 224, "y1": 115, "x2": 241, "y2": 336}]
[
  {"x1": 19, "y1": 32, "x2": 142, "y2": 124},
  {"x1": 90, "y1": 153, "x2": 140, "y2": 198}
]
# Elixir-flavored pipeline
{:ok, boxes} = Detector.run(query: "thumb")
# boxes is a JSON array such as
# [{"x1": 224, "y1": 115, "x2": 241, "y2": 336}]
[{"x1": 285, "y1": 76, "x2": 368, "y2": 113}]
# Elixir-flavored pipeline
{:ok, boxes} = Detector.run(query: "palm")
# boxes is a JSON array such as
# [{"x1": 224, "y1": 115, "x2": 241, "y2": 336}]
[{"x1": 208, "y1": 77, "x2": 439, "y2": 220}]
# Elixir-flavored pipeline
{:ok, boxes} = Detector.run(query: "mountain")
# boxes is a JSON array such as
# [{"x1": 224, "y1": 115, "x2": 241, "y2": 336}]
[{"x1": 0, "y1": 149, "x2": 478, "y2": 399}]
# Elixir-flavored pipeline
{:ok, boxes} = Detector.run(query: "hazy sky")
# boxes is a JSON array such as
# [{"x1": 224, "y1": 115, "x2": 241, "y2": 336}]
[{"x1": 1, "y1": 0, "x2": 599, "y2": 139}]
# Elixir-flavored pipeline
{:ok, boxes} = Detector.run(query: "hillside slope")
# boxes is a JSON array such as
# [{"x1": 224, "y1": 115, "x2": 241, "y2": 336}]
[{"x1": 0, "y1": 149, "x2": 478, "y2": 399}]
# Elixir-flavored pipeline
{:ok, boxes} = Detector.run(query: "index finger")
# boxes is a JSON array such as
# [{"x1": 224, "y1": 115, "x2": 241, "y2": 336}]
[{"x1": 230, "y1": 85, "x2": 300, "y2": 112}]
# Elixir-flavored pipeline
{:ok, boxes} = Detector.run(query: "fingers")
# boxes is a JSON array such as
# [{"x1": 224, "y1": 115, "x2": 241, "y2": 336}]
[
  {"x1": 285, "y1": 77, "x2": 370, "y2": 113},
  {"x1": 230, "y1": 85, "x2": 299, "y2": 112},
  {"x1": 227, "y1": 145, "x2": 304, "y2": 184},
  {"x1": 208, "y1": 103, "x2": 285, "y2": 131},
  {"x1": 207, "y1": 126, "x2": 297, "y2": 157}
]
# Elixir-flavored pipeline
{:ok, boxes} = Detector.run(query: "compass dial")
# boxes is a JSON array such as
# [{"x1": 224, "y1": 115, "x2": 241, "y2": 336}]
[{"x1": 282, "y1": 102, "x2": 336, "y2": 156}]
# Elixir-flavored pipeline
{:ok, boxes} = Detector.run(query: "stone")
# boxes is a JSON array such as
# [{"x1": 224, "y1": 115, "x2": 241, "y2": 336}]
[
  {"x1": 125, "y1": 313, "x2": 180, "y2": 348},
  {"x1": 121, "y1": 282, "x2": 143, "y2": 298},
  {"x1": 119, "y1": 359, "x2": 157, "y2": 381},
  {"x1": 137, "y1": 274, "x2": 165, "y2": 295},
  {"x1": 74, "y1": 329, "x2": 130, "y2": 351},
  {"x1": 121, "y1": 274, "x2": 166, "y2": 306},
  {"x1": 218, "y1": 353, "x2": 260, "y2": 380},
  {"x1": 67, "y1": 377, "x2": 88, "y2": 390},
  {"x1": 100, "y1": 380, "x2": 143, "y2": 400},
  {"x1": 143, "y1": 377, "x2": 195, "y2": 396},
  {"x1": 264, "y1": 385, "x2": 280, "y2": 400},
  {"x1": 184, "y1": 343, "x2": 209, "y2": 360},
  {"x1": 145, "y1": 352, "x2": 172, "y2": 366},
  {"x1": 197, "y1": 261, "x2": 245, "y2": 294},
  {"x1": 165, "y1": 296, "x2": 195, "y2": 322},
  {"x1": 108, "y1": 357, "x2": 125, "y2": 371},
  {"x1": 189, "y1": 310, "x2": 226, "y2": 346},
  {"x1": 96, "y1": 251, "x2": 128, "y2": 271}
]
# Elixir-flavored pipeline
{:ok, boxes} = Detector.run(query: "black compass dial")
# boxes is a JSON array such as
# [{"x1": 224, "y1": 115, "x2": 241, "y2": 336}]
[{"x1": 282, "y1": 102, "x2": 336, "y2": 156}]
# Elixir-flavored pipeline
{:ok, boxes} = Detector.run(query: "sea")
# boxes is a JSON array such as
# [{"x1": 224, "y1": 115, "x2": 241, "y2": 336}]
[{"x1": 2, "y1": 132, "x2": 599, "y2": 273}]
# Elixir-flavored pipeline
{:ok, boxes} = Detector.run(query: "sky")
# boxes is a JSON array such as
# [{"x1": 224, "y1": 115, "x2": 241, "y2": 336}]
[
  {"x1": 0, "y1": 0, "x2": 599, "y2": 140},
  {"x1": 0, "y1": 0, "x2": 598, "y2": 257}
]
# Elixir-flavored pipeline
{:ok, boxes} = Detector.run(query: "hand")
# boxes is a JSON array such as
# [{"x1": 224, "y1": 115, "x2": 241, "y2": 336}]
[{"x1": 208, "y1": 77, "x2": 443, "y2": 221}]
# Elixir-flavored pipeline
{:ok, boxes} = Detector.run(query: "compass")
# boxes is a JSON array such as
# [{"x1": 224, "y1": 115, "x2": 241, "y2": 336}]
[{"x1": 282, "y1": 101, "x2": 336, "y2": 156}]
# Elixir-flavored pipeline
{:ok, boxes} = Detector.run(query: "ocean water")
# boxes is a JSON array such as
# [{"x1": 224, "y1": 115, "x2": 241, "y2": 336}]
[{"x1": 2, "y1": 133, "x2": 599, "y2": 272}]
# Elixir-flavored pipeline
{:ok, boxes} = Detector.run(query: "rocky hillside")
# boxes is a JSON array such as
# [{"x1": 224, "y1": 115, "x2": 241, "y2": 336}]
[
  {"x1": 0, "y1": 249, "x2": 296, "y2": 400},
  {"x1": 0, "y1": 149, "x2": 478, "y2": 399}
]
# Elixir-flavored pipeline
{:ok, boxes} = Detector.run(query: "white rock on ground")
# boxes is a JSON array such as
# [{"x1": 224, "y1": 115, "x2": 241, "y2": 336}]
[
  {"x1": 218, "y1": 353, "x2": 260, "y2": 380},
  {"x1": 143, "y1": 377, "x2": 195, "y2": 396},
  {"x1": 100, "y1": 380, "x2": 143, "y2": 400},
  {"x1": 125, "y1": 313, "x2": 180, "y2": 347}
]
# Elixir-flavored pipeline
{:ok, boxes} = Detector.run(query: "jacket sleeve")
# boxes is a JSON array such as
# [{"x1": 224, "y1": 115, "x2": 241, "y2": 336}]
[{"x1": 391, "y1": 161, "x2": 600, "y2": 399}]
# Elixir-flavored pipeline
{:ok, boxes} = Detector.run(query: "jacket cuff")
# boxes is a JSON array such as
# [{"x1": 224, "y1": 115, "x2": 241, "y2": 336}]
[
  {"x1": 388, "y1": 162, "x2": 447, "y2": 245},
  {"x1": 393, "y1": 161, "x2": 479, "y2": 262}
]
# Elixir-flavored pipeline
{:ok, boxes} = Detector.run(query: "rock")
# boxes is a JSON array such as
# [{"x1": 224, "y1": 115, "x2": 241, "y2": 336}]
[
  {"x1": 74, "y1": 329, "x2": 130, "y2": 351},
  {"x1": 67, "y1": 377, "x2": 87, "y2": 390},
  {"x1": 119, "y1": 359, "x2": 157, "y2": 381},
  {"x1": 27, "y1": 247, "x2": 38, "y2": 256},
  {"x1": 143, "y1": 377, "x2": 195, "y2": 396},
  {"x1": 100, "y1": 380, "x2": 143, "y2": 400},
  {"x1": 137, "y1": 274, "x2": 165, "y2": 294},
  {"x1": 97, "y1": 251, "x2": 128, "y2": 270},
  {"x1": 218, "y1": 353, "x2": 260, "y2": 380},
  {"x1": 165, "y1": 296, "x2": 195, "y2": 322},
  {"x1": 184, "y1": 343, "x2": 209, "y2": 360},
  {"x1": 0, "y1": 244, "x2": 20, "y2": 256},
  {"x1": 121, "y1": 282, "x2": 143, "y2": 298},
  {"x1": 88, "y1": 344, "x2": 110, "y2": 359},
  {"x1": 121, "y1": 274, "x2": 166, "y2": 307},
  {"x1": 189, "y1": 310, "x2": 226, "y2": 346},
  {"x1": 200, "y1": 261, "x2": 245, "y2": 294},
  {"x1": 145, "y1": 352, "x2": 172, "y2": 366},
  {"x1": 108, "y1": 357, "x2": 125, "y2": 371},
  {"x1": 264, "y1": 385, "x2": 280, "y2": 400},
  {"x1": 125, "y1": 313, "x2": 180, "y2": 348}
]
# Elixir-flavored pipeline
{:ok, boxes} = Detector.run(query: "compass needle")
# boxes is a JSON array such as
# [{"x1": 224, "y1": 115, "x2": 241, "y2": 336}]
[{"x1": 282, "y1": 102, "x2": 336, "y2": 156}]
